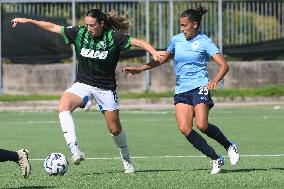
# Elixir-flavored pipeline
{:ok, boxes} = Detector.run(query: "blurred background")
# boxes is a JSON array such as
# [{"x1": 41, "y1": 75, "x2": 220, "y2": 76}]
[{"x1": 0, "y1": 0, "x2": 284, "y2": 95}]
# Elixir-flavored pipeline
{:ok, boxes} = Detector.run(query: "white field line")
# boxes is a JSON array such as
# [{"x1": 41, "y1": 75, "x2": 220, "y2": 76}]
[
  {"x1": 1, "y1": 114, "x2": 284, "y2": 125},
  {"x1": 31, "y1": 154, "x2": 284, "y2": 161}
]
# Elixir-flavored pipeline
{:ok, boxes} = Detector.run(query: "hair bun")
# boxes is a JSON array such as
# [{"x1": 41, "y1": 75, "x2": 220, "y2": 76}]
[{"x1": 197, "y1": 5, "x2": 208, "y2": 15}]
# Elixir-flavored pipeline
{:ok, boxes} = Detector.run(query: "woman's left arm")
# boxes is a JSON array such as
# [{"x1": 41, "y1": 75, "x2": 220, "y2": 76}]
[
  {"x1": 130, "y1": 38, "x2": 163, "y2": 62},
  {"x1": 207, "y1": 53, "x2": 229, "y2": 89}
]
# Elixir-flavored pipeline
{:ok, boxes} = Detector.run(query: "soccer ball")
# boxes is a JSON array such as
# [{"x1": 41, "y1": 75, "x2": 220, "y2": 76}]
[{"x1": 43, "y1": 153, "x2": 69, "y2": 176}]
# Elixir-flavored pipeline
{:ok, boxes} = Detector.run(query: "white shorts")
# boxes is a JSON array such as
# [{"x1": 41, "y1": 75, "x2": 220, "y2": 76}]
[{"x1": 65, "y1": 82, "x2": 119, "y2": 112}]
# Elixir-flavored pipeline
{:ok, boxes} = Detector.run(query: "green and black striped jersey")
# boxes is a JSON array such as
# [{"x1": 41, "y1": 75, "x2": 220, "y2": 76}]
[{"x1": 61, "y1": 26, "x2": 133, "y2": 90}]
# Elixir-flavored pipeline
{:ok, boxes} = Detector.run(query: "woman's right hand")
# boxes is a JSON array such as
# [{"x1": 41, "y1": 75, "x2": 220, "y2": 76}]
[
  {"x1": 152, "y1": 51, "x2": 167, "y2": 63},
  {"x1": 122, "y1": 67, "x2": 141, "y2": 77},
  {"x1": 11, "y1": 18, "x2": 29, "y2": 27}
]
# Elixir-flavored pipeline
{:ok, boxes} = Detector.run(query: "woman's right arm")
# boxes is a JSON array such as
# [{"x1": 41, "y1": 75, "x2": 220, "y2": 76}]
[
  {"x1": 11, "y1": 18, "x2": 61, "y2": 34},
  {"x1": 122, "y1": 51, "x2": 172, "y2": 77}
]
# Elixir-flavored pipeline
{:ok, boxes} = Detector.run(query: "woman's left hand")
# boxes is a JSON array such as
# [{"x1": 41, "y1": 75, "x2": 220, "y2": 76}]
[
  {"x1": 207, "y1": 80, "x2": 218, "y2": 90},
  {"x1": 11, "y1": 18, "x2": 29, "y2": 27}
]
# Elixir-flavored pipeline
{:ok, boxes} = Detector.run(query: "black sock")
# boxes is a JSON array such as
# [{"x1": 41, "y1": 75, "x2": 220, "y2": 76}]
[
  {"x1": 0, "y1": 149, "x2": 19, "y2": 162},
  {"x1": 186, "y1": 130, "x2": 219, "y2": 160},
  {"x1": 202, "y1": 123, "x2": 231, "y2": 150}
]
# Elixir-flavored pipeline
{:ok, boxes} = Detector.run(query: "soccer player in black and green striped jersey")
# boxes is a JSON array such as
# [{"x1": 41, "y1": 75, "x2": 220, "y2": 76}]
[
  {"x1": 12, "y1": 9, "x2": 164, "y2": 173},
  {"x1": 0, "y1": 148, "x2": 31, "y2": 178}
]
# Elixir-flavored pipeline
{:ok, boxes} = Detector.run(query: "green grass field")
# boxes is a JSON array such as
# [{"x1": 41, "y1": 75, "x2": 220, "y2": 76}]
[{"x1": 0, "y1": 105, "x2": 284, "y2": 188}]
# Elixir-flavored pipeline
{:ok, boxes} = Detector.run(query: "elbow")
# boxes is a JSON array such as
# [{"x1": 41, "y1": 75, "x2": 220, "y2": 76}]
[
  {"x1": 226, "y1": 64, "x2": 230, "y2": 73},
  {"x1": 131, "y1": 38, "x2": 143, "y2": 48},
  {"x1": 50, "y1": 25, "x2": 61, "y2": 34},
  {"x1": 221, "y1": 62, "x2": 229, "y2": 73}
]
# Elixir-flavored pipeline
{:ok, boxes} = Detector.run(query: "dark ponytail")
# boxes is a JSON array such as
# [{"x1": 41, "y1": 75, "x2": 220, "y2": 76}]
[{"x1": 106, "y1": 10, "x2": 131, "y2": 32}]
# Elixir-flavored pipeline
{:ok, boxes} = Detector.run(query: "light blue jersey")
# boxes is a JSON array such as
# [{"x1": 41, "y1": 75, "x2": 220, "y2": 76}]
[{"x1": 166, "y1": 32, "x2": 219, "y2": 94}]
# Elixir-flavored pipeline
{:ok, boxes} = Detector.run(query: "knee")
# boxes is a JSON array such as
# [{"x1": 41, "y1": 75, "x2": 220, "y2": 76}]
[
  {"x1": 196, "y1": 122, "x2": 208, "y2": 132},
  {"x1": 109, "y1": 127, "x2": 122, "y2": 136},
  {"x1": 57, "y1": 106, "x2": 62, "y2": 113},
  {"x1": 178, "y1": 124, "x2": 192, "y2": 136},
  {"x1": 57, "y1": 103, "x2": 72, "y2": 113},
  {"x1": 57, "y1": 106, "x2": 65, "y2": 113}
]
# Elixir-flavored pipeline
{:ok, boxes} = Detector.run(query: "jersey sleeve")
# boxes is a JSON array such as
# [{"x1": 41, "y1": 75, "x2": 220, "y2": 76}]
[
  {"x1": 166, "y1": 36, "x2": 176, "y2": 55},
  {"x1": 112, "y1": 30, "x2": 133, "y2": 51},
  {"x1": 203, "y1": 38, "x2": 220, "y2": 57},
  {"x1": 60, "y1": 26, "x2": 80, "y2": 44}
]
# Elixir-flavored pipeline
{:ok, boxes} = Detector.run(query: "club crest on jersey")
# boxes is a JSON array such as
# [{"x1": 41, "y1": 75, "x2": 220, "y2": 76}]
[
  {"x1": 80, "y1": 48, "x2": 108, "y2": 59},
  {"x1": 191, "y1": 41, "x2": 200, "y2": 49},
  {"x1": 98, "y1": 41, "x2": 107, "y2": 50}
]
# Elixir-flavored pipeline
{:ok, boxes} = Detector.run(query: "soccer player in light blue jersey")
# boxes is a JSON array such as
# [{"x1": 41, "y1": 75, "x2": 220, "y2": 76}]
[{"x1": 123, "y1": 5, "x2": 239, "y2": 174}]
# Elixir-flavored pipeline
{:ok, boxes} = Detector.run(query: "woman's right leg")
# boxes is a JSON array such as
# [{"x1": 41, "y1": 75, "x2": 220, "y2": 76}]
[{"x1": 58, "y1": 92, "x2": 85, "y2": 165}]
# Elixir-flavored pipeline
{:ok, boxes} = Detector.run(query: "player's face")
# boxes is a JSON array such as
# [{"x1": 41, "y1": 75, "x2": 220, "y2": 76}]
[
  {"x1": 179, "y1": 17, "x2": 198, "y2": 39},
  {"x1": 85, "y1": 16, "x2": 104, "y2": 37}
]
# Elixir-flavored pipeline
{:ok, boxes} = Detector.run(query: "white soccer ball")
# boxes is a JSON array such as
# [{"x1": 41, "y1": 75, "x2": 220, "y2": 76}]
[{"x1": 43, "y1": 153, "x2": 69, "y2": 176}]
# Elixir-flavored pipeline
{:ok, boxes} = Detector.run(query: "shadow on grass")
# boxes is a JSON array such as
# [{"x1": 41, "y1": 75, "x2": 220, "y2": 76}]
[
  {"x1": 3, "y1": 186, "x2": 55, "y2": 189},
  {"x1": 270, "y1": 167, "x2": 284, "y2": 171},
  {"x1": 222, "y1": 167, "x2": 284, "y2": 173},
  {"x1": 83, "y1": 168, "x2": 208, "y2": 175},
  {"x1": 135, "y1": 168, "x2": 208, "y2": 173},
  {"x1": 83, "y1": 167, "x2": 284, "y2": 175}
]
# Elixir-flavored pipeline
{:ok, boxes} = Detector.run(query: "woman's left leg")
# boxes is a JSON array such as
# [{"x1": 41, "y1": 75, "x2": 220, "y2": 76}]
[
  {"x1": 194, "y1": 103, "x2": 239, "y2": 166},
  {"x1": 194, "y1": 104, "x2": 231, "y2": 149},
  {"x1": 191, "y1": 103, "x2": 226, "y2": 173},
  {"x1": 103, "y1": 110, "x2": 134, "y2": 173}
]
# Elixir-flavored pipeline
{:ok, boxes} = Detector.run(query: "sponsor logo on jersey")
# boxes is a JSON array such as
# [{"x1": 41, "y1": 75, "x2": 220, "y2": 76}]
[{"x1": 80, "y1": 48, "x2": 108, "y2": 59}]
